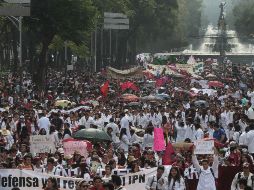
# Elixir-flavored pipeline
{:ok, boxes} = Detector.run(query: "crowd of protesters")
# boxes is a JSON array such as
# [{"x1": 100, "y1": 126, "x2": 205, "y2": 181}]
[{"x1": 0, "y1": 62, "x2": 254, "y2": 190}]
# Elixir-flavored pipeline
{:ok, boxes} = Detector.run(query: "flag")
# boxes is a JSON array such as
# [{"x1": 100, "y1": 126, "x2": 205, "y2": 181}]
[
  {"x1": 156, "y1": 78, "x2": 164, "y2": 87},
  {"x1": 121, "y1": 81, "x2": 139, "y2": 92},
  {"x1": 162, "y1": 141, "x2": 175, "y2": 165},
  {"x1": 100, "y1": 81, "x2": 109, "y2": 97}
]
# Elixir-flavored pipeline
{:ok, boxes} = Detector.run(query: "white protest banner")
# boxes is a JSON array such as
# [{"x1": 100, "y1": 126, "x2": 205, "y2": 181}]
[
  {"x1": 194, "y1": 140, "x2": 214, "y2": 154},
  {"x1": 0, "y1": 169, "x2": 82, "y2": 190},
  {"x1": 63, "y1": 139, "x2": 88, "y2": 158},
  {"x1": 122, "y1": 166, "x2": 171, "y2": 190},
  {"x1": 30, "y1": 135, "x2": 56, "y2": 154}
]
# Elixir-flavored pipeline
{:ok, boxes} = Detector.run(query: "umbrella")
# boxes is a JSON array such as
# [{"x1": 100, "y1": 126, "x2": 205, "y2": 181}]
[
  {"x1": 81, "y1": 100, "x2": 99, "y2": 107},
  {"x1": 54, "y1": 100, "x2": 72, "y2": 108},
  {"x1": 155, "y1": 94, "x2": 170, "y2": 100},
  {"x1": 140, "y1": 95, "x2": 163, "y2": 102},
  {"x1": 126, "y1": 102, "x2": 141, "y2": 107},
  {"x1": 208, "y1": 81, "x2": 224, "y2": 88},
  {"x1": 73, "y1": 128, "x2": 112, "y2": 142},
  {"x1": 119, "y1": 94, "x2": 139, "y2": 102},
  {"x1": 194, "y1": 100, "x2": 209, "y2": 108},
  {"x1": 206, "y1": 74, "x2": 216, "y2": 78}
]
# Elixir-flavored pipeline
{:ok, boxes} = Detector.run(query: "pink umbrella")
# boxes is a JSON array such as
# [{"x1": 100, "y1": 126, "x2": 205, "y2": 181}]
[{"x1": 208, "y1": 81, "x2": 224, "y2": 88}]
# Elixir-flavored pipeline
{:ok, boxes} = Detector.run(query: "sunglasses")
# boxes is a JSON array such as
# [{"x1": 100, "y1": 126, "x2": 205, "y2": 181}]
[{"x1": 81, "y1": 185, "x2": 88, "y2": 188}]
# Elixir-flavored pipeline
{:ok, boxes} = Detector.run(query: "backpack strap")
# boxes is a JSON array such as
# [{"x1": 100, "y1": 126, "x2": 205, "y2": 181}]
[
  {"x1": 210, "y1": 168, "x2": 215, "y2": 179},
  {"x1": 236, "y1": 172, "x2": 242, "y2": 189},
  {"x1": 150, "y1": 175, "x2": 155, "y2": 188}
]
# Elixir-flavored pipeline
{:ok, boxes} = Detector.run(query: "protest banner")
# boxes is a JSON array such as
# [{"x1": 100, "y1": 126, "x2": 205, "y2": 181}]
[
  {"x1": 30, "y1": 135, "x2": 56, "y2": 154},
  {"x1": 0, "y1": 169, "x2": 82, "y2": 190},
  {"x1": 194, "y1": 140, "x2": 214, "y2": 154},
  {"x1": 153, "y1": 128, "x2": 166, "y2": 151},
  {"x1": 63, "y1": 139, "x2": 88, "y2": 158}
]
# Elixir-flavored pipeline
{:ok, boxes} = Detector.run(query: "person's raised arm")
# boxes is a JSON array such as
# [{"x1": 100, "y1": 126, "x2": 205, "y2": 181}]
[
  {"x1": 191, "y1": 145, "x2": 201, "y2": 171},
  {"x1": 212, "y1": 147, "x2": 219, "y2": 172}
]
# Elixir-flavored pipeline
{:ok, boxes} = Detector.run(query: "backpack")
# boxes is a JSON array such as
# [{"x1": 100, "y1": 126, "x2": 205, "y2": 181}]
[{"x1": 236, "y1": 173, "x2": 254, "y2": 189}]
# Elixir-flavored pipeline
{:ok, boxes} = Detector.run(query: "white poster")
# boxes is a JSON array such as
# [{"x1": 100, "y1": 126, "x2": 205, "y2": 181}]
[
  {"x1": 30, "y1": 135, "x2": 56, "y2": 154},
  {"x1": 194, "y1": 140, "x2": 214, "y2": 155},
  {"x1": 0, "y1": 169, "x2": 82, "y2": 190}
]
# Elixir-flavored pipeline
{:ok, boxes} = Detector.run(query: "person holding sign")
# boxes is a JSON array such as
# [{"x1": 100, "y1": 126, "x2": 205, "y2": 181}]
[{"x1": 192, "y1": 145, "x2": 219, "y2": 190}]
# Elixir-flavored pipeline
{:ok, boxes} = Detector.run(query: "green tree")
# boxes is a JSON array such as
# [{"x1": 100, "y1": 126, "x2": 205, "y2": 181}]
[
  {"x1": 24, "y1": 0, "x2": 97, "y2": 88},
  {"x1": 233, "y1": 0, "x2": 254, "y2": 36}
]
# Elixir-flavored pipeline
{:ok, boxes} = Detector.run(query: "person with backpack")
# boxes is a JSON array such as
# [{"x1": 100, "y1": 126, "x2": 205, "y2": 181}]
[
  {"x1": 145, "y1": 165, "x2": 165, "y2": 190},
  {"x1": 231, "y1": 162, "x2": 254, "y2": 190},
  {"x1": 192, "y1": 145, "x2": 219, "y2": 190}
]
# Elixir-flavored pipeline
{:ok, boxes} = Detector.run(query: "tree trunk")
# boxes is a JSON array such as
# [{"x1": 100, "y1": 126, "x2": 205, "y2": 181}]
[
  {"x1": 11, "y1": 25, "x2": 18, "y2": 72},
  {"x1": 33, "y1": 40, "x2": 50, "y2": 90}
]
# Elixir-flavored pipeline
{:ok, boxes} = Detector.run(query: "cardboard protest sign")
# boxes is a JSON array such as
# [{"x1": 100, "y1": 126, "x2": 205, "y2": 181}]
[
  {"x1": 63, "y1": 139, "x2": 88, "y2": 158},
  {"x1": 30, "y1": 135, "x2": 56, "y2": 154},
  {"x1": 194, "y1": 140, "x2": 214, "y2": 154}
]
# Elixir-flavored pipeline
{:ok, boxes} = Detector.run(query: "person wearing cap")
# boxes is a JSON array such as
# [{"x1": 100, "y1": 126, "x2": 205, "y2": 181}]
[
  {"x1": 192, "y1": 146, "x2": 219, "y2": 190},
  {"x1": 231, "y1": 162, "x2": 254, "y2": 190}
]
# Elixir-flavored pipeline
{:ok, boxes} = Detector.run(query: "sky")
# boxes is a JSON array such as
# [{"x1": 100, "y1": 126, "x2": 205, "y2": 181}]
[{"x1": 201, "y1": 0, "x2": 241, "y2": 28}]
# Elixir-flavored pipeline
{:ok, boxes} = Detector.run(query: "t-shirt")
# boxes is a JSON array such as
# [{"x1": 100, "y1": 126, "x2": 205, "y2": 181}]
[{"x1": 213, "y1": 128, "x2": 226, "y2": 141}]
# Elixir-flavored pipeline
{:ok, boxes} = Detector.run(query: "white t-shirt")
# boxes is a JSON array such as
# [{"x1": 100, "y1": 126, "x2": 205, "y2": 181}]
[{"x1": 38, "y1": 116, "x2": 51, "y2": 133}]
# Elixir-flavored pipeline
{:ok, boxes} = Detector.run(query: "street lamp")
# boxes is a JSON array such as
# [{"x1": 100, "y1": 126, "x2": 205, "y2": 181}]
[{"x1": 6, "y1": 16, "x2": 23, "y2": 68}]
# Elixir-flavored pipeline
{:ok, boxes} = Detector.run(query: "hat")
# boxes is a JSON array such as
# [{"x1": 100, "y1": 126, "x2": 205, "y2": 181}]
[
  {"x1": 64, "y1": 155, "x2": 73, "y2": 160},
  {"x1": 128, "y1": 156, "x2": 137, "y2": 163},
  {"x1": 242, "y1": 162, "x2": 250, "y2": 168},
  {"x1": 0, "y1": 129, "x2": 11, "y2": 136},
  {"x1": 38, "y1": 110, "x2": 43, "y2": 114},
  {"x1": 58, "y1": 148, "x2": 64, "y2": 154},
  {"x1": 124, "y1": 109, "x2": 129, "y2": 113}
]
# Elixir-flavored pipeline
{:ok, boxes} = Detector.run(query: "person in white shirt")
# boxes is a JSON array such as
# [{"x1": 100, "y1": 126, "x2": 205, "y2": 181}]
[
  {"x1": 246, "y1": 124, "x2": 254, "y2": 155},
  {"x1": 194, "y1": 123, "x2": 204, "y2": 140},
  {"x1": 162, "y1": 166, "x2": 186, "y2": 190},
  {"x1": 247, "y1": 89, "x2": 254, "y2": 107},
  {"x1": 142, "y1": 127, "x2": 154, "y2": 150},
  {"x1": 93, "y1": 113, "x2": 104, "y2": 130},
  {"x1": 147, "y1": 109, "x2": 161, "y2": 128},
  {"x1": 185, "y1": 118, "x2": 195, "y2": 141},
  {"x1": 239, "y1": 127, "x2": 249, "y2": 147},
  {"x1": 129, "y1": 129, "x2": 142, "y2": 144},
  {"x1": 192, "y1": 146, "x2": 219, "y2": 190},
  {"x1": 79, "y1": 112, "x2": 94, "y2": 128},
  {"x1": 231, "y1": 162, "x2": 254, "y2": 190},
  {"x1": 145, "y1": 165, "x2": 165, "y2": 190},
  {"x1": 137, "y1": 111, "x2": 149, "y2": 129},
  {"x1": 175, "y1": 120, "x2": 187, "y2": 143},
  {"x1": 120, "y1": 113, "x2": 131, "y2": 138},
  {"x1": 246, "y1": 102, "x2": 254, "y2": 120},
  {"x1": 37, "y1": 111, "x2": 51, "y2": 134},
  {"x1": 119, "y1": 128, "x2": 131, "y2": 153},
  {"x1": 105, "y1": 118, "x2": 120, "y2": 135}
]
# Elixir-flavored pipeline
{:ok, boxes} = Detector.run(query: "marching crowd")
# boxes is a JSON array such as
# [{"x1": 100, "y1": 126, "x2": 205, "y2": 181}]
[{"x1": 0, "y1": 64, "x2": 254, "y2": 190}]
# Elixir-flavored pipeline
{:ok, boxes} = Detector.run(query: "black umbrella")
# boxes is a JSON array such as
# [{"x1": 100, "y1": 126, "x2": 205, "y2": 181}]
[
  {"x1": 194, "y1": 100, "x2": 209, "y2": 108},
  {"x1": 73, "y1": 128, "x2": 112, "y2": 142}
]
